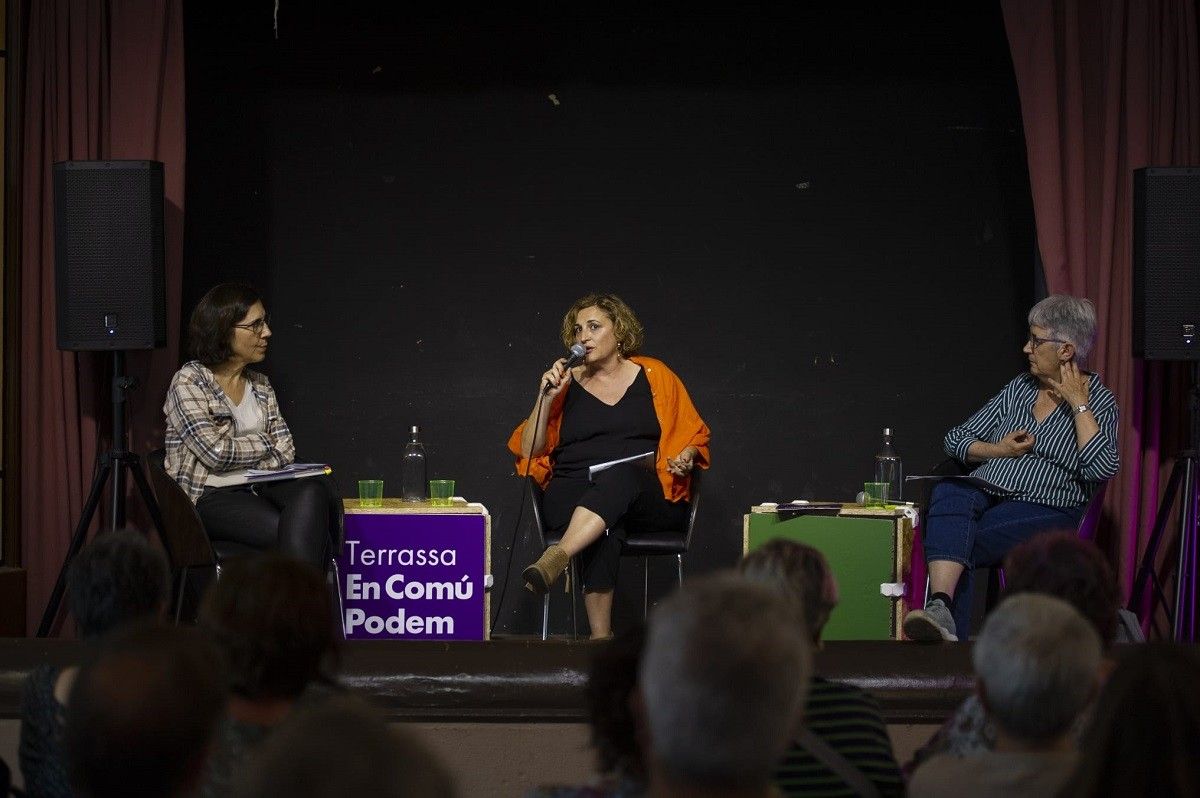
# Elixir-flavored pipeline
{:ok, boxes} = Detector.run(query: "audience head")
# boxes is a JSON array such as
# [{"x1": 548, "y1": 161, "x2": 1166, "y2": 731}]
[
  {"x1": 973, "y1": 594, "x2": 1100, "y2": 745},
  {"x1": 560, "y1": 293, "x2": 645, "y2": 356},
  {"x1": 198, "y1": 554, "x2": 336, "y2": 701},
  {"x1": 638, "y1": 574, "x2": 812, "y2": 793},
  {"x1": 64, "y1": 622, "x2": 226, "y2": 798},
  {"x1": 1062, "y1": 644, "x2": 1200, "y2": 796},
  {"x1": 67, "y1": 528, "x2": 170, "y2": 639},
  {"x1": 235, "y1": 695, "x2": 455, "y2": 798},
  {"x1": 188, "y1": 282, "x2": 263, "y2": 366},
  {"x1": 586, "y1": 624, "x2": 647, "y2": 781},
  {"x1": 1027, "y1": 294, "x2": 1097, "y2": 363},
  {"x1": 1003, "y1": 531, "x2": 1120, "y2": 648},
  {"x1": 738, "y1": 538, "x2": 835, "y2": 644}
]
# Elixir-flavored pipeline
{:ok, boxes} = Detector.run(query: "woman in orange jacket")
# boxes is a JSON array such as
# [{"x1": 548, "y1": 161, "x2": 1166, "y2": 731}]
[{"x1": 510, "y1": 293, "x2": 710, "y2": 638}]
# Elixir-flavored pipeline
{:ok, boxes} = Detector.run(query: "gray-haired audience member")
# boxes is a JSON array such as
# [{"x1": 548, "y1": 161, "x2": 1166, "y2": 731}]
[
  {"x1": 637, "y1": 574, "x2": 812, "y2": 797},
  {"x1": 19, "y1": 529, "x2": 170, "y2": 798},
  {"x1": 909, "y1": 530, "x2": 1136, "y2": 770},
  {"x1": 235, "y1": 695, "x2": 456, "y2": 798},
  {"x1": 64, "y1": 622, "x2": 226, "y2": 798},
  {"x1": 909, "y1": 594, "x2": 1102, "y2": 798}
]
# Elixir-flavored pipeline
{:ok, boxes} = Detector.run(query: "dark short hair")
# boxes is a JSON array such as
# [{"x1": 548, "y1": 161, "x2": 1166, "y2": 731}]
[
  {"x1": 67, "y1": 528, "x2": 170, "y2": 639},
  {"x1": 198, "y1": 554, "x2": 336, "y2": 700},
  {"x1": 1002, "y1": 531, "x2": 1120, "y2": 647},
  {"x1": 1063, "y1": 644, "x2": 1200, "y2": 796},
  {"x1": 187, "y1": 282, "x2": 262, "y2": 366},
  {"x1": 738, "y1": 538, "x2": 834, "y2": 643},
  {"x1": 586, "y1": 624, "x2": 647, "y2": 779},
  {"x1": 65, "y1": 622, "x2": 226, "y2": 798},
  {"x1": 237, "y1": 695, "x2": 456, "y2": 798}
]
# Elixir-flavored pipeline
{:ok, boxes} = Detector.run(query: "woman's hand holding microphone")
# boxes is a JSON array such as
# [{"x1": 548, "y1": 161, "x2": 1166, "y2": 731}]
[
  {"x1": 539, "y1": 344, "x2": 586, "y2": 400},
  {"x1": 540, "y1": 358, "x2": 574, "y2": 399}
]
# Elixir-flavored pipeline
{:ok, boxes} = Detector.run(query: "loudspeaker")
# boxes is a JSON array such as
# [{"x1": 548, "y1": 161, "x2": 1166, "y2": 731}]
[
  {"x1": 53, "y1": 160, "x2": 166, "y2": 350},
  {"x1": 1133, "y1": 166, "x2": 1200, "y2": 360}
]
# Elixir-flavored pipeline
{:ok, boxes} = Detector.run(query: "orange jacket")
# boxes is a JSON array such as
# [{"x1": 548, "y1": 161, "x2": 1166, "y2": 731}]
[{"x1": 508, "y1": 356, "x2": 710, "y2": 503}]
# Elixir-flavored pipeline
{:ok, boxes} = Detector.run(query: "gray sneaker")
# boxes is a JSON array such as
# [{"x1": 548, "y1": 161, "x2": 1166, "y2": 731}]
[{"x1": 904, "y1": 598, "x2": 959, "y2": 642}]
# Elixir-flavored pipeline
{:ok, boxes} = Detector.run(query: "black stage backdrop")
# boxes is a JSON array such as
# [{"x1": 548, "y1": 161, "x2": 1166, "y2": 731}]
[{"x1": 183, "y1": 3, "x2": 1034, "y2": 635}]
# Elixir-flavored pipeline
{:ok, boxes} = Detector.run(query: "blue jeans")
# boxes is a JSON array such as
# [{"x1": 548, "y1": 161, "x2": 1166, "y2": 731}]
[{"x1": 923, "y1": 480, "x2": 1084, "y2": 637}]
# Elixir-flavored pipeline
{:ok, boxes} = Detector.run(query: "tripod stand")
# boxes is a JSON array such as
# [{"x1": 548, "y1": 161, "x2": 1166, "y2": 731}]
[
  {"x1": 37, "y1": 351, "x2": 170, "y2": 637},
  {"x1": 1129, "y1": 361, "x2": 1200, "y2": 641}
]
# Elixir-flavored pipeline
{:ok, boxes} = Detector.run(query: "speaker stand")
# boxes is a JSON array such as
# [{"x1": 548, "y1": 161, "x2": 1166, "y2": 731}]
[
  {"x1": 1129, "y1": 361, "x2": 1200, "y2": 641},
  {"x1": 37, "y1": 351, "x2": 170, "y2": 637}
]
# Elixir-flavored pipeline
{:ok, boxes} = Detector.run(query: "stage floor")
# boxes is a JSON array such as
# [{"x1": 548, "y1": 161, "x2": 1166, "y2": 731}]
[{"x1": 0, "y1": 637, "x2": 976, "y2": 724}]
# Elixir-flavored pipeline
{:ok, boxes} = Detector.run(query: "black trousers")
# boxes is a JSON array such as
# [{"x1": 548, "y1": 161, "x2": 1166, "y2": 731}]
[
  {"x1": 197, "y1": 474, "x2": 342, "y2": 570},
  {"x1": 542, "y1": 464, "x2": 688, "y2": 591}
]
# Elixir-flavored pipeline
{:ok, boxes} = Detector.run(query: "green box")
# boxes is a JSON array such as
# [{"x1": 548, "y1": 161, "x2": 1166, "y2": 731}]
[{"x1": 743, "y1": 508, "x2": 912, "y2": 640}]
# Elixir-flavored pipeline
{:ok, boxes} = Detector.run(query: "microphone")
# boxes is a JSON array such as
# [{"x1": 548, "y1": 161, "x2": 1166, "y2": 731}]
[
  {"x1": 564, "y1": 342, "x2": 587, "y2": 367},
  {"x1": 544, "y1": 343, "x2": 587, "y2": 394}
]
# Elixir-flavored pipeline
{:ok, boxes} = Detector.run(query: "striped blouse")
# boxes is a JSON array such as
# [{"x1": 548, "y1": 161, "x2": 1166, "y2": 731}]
[
  {"x1": 943, "y1": 372, "x2": 1119, "y2": 508},
  {"x1": 774, "y1": 677, "x2": 904, "y2": 798}
]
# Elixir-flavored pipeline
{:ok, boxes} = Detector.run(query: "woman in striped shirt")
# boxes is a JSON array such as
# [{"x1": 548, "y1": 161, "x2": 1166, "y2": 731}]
[{"x1": 904, "y1": 295, "x2": 1119, "y2": 643}]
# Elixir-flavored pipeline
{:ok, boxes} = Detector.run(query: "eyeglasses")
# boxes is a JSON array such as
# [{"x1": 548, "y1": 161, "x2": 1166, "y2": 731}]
[
  {"x1": 1027, "y1": 334, "x2": 1067, "y2": 348},
  {"x1": 233, "y1": 314, "x2": 270, "y2": 336}
]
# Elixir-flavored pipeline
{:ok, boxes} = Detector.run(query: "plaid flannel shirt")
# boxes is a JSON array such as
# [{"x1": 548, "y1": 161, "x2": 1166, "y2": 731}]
[{"x1": 163, "y1": 361, "x2": 296, "y2": 503}]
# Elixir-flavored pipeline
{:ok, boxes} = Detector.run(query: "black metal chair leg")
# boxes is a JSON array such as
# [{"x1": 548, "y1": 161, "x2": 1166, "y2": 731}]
[{"x1": 329, "y1": 557, "x2": 347, "y2": 639}]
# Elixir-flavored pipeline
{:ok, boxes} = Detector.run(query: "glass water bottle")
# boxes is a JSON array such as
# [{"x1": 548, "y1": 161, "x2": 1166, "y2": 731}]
[
  {"x1": 401, "y1": 425, "x2": 428, "y2": 501},
  {"x1": 874, "y1": 427, "x2": 903, "y2": 502}
]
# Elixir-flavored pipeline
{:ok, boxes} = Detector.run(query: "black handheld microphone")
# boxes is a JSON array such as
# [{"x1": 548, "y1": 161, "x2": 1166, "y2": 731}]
[{"x1": 543, "y1": 343, "x2": 587, "y2": 394}]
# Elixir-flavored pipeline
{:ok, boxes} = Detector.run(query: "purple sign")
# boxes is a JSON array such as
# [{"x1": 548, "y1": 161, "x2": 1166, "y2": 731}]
[{"x1": 338, "y1": 511, "x2": 488, "y2": 640}]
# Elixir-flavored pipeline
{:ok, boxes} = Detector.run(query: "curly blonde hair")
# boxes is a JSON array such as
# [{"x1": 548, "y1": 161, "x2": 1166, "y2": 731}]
[{"x1": 560, "y1": 293, "x2": 645, "y2": 355}]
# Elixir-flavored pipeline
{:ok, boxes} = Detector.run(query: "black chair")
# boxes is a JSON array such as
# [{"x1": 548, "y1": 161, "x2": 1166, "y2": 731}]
[
  {"x1": 982, "y1": 481, "x2": 1108, "y2": 609},
  {"x1": 527, "y1": 470, "x2": 700, "y2": 640},
  {"x1": 526, "y1": 479, "x2": 580, "y2": 640},
  {"x1": 618, "y1": 468, "x2": 701, "y2": 618},
  {"x1": 146, "y1": 449, "x2": 253, "y2": 621},
  {"x1": 917, "y1": 458, "x2": 1110, "y2": 617},
  {"x1": 147, "y1": 449, "x2": 346, "y2": 634}
]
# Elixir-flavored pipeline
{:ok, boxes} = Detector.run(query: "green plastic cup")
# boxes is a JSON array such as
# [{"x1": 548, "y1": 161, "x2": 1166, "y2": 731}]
[
  {"x1": 863, "y1": 481, "x2": 889, "y2": 508},
  {"x1": 357, "y1": 479, "x2": 384, "y2": 508},
  {"x1": 428, "y1": 479, "x2": 455, "y2": 506}
]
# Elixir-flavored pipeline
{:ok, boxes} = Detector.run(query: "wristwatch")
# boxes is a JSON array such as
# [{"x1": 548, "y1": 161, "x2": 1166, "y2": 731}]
[{"x1": 1074, "y1": 404, "x2": 1090, "y2": 415}]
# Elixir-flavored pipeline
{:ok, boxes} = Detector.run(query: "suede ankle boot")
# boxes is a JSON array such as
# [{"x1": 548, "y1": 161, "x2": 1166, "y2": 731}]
[{"x1": 523, "y1": 544, "x2": 570, "y2": 594}]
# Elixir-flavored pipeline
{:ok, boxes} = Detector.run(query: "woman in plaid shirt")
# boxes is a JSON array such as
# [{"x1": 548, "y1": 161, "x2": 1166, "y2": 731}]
[{"x1": 163, "y1": 283, "x2": 339, "y2": 569}]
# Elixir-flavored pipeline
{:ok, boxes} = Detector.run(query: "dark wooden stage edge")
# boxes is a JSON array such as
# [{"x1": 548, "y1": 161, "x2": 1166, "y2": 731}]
[{"x1": 0, "y1": 639, "x2": 977, "y2": 724}]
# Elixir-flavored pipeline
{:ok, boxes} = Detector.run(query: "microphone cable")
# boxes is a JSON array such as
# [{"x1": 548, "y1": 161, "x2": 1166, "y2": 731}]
[{"x1": 489, "y1": 346, "x2": 584, "y2": 637}]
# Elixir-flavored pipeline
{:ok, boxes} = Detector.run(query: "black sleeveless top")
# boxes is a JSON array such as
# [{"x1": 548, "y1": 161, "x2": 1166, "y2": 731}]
[{"x1": 551, "y1": 368, "x2": 660, "y2": 480}]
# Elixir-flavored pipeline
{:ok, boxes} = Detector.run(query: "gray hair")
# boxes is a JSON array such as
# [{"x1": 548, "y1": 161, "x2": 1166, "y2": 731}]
[
  {"x1": 973, "y1": 593, "x2": 1101, "y2": 743},
  {"x1": 1028, "y1": 294, "x2": 1098, "y2": 362},
  {"x1": 638, "y1": 574, "x2": 812, "y2": 790}
]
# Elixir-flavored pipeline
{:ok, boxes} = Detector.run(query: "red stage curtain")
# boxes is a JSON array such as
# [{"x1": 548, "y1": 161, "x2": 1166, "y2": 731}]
[
  {"x1": 16, "y1": 0, "x2": 185, "y2": 634},
  {"x1": 1002, "y1": 0, "x2": 1200, "y2": 630}
]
